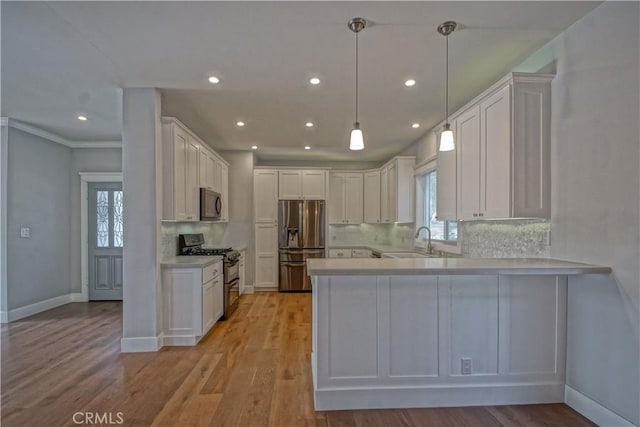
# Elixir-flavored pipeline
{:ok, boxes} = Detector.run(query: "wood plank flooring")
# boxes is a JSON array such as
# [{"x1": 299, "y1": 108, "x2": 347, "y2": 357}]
[{"x1": 1, "y1": 293, "x2": 595, "y2": 427}]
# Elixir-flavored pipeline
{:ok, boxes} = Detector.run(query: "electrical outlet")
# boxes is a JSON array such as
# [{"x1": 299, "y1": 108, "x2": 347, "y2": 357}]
[
  {"x1": 20, "y1": 227, "x2": 30, "y2": 238},
  {"x1": 461, "y1": 358, "x2": 472, "y2": 375}
]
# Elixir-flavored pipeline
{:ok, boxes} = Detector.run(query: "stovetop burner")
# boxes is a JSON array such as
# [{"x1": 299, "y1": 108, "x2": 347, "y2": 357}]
[{"x1": 184, "y1": 247, "x2": 232, "y2": 256}]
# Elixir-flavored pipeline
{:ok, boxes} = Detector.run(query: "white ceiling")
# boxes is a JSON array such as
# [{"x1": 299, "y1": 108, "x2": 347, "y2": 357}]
[{"x1": 1, "y1": 1, "x2": 600, "y2": 162}]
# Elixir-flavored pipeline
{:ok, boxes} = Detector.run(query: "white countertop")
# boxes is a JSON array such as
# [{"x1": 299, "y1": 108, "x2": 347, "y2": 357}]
[
  {"x1": 161, "y1": 256, "x2": 223, "y2": 268},
  {"x1": 307, "y1": 257, "x2": 611, "y2": 276}
]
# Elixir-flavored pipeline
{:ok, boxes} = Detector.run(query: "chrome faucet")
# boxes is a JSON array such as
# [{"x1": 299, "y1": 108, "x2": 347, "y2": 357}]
[{"x1": 415, "y1": 226, "x2": 434, "y2": 254}]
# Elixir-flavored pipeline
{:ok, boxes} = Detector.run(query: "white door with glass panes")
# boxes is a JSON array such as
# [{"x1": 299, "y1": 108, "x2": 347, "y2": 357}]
[{"x1": 88, "y1": 182, "x2": 123, "y2": 300}]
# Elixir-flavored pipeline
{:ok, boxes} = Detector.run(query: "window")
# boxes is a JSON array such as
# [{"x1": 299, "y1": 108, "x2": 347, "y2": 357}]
[{"x1": 418, "y1": 170, "x2": 457, "y2": 242}]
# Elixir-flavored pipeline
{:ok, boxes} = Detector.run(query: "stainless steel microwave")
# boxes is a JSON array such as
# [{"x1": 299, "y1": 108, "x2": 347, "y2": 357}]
[{"x1": 200, "y1": 188, "x2": 222, "y2": 221}]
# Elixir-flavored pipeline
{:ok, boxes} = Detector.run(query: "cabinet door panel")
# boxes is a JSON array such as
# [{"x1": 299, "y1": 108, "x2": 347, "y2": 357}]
[
  {"x1": 482, "y1": 85, "x2": 511, "y2": 219},
  {"x1": 344, "y1": 173, "x2": 363, "y2": 224},
  {"x1": 387, "y1": 164, "x2": 397, "y2": 222},
  {"x1": 380, "y1": 167, "x2": 389, "y2": 222},
  {"x1": 328, "y1": 173, "x2": 345, "y2": 224},
  {"x1": 220, "y1": 163, "x2": 229, "y2": 221},
  {"x1": 302, "y1": 171, "x2": 326, "y2": 199},
  {"x1": 185, "y1": 138, "x2": 200, "y2": 220},
  {"x1": 255, "y1": 224, "x2": 277, "y2": 288},
  {"x1": 202, "y1": 281, "x2": 215, "y2": 334},
  {"x1": 457, "y1": 106, "x2": 481, "y2": 221},
  {"x1": 363, "y1": 171, "x2": 381, "y2": 223},
  {"x1": 173, "y1": 129, "x2": 188, "y2": 220},
  {"x1": 279, "y1": 171, "x2": 302, "y2": 199},
  {"x1": 254, "y1": 170, "x2": 278, "y2": 223}
]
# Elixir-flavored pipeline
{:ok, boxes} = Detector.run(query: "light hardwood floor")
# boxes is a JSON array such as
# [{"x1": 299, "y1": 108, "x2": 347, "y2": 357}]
[{"x1": 1, "y1": 293, "x2": 595, "y2": 427}]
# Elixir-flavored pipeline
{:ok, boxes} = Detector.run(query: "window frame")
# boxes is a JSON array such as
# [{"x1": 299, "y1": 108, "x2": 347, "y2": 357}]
[{"x1": 414, "y1": 159, "x2": 462, "y2": 254}]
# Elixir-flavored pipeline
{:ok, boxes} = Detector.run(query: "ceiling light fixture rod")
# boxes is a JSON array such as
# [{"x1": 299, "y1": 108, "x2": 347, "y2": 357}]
[
  {"x1": 438, "y1": 20, "x2": 457, "y2": 152},
  {"x1": 348, "y1": 17, "x2": 367, "y2": 151}
]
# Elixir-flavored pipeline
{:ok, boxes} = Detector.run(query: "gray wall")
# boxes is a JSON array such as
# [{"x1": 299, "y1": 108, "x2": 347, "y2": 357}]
[
  {"x1": 6, "y1": 128, "x2": 71, "y2": 309},
  {"x1": 69, "y1": 148, "x2": 122, "y2": 293},
  {"x1": 515, "y1": 3, "x2": 639, "y2": 424}
]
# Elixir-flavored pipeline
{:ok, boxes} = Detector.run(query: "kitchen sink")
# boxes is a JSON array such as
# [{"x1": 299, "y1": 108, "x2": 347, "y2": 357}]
[{"x1": 382, "y1": 252, "x2": 436, "y2": 259}]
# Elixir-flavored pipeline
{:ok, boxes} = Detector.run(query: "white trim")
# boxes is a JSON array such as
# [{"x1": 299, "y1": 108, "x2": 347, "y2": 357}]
[
  {"x1": 80, "y1": 172, "x2": 123, "y2": 302},
  {"x1": 314, "y1": 382, "x2": 564, "y2": 411},
  {"x1": 0, "y1": 117, "x2": 8, "y2": 126},
  {"x1": 243, "y1": 285, "x2": 255, "y2": 294},
  {"x1": 564, "y1": 385, "x2": 636, "y2": 427},
  {"x1": 414, "y1": 155, "x2": 437, "y2": 173},
  {"x1": 6, "y1": 294, "x2": 77, "y2": 322},
  {"x1": 0, "y1": 311, "x2": 7, "y2": 323},
  {"x1": 5, "y1": 119, "x2": 121, "y2": 148},
  {"x1": 120, "y1": 334, "x2": 164, "y2": 353}
]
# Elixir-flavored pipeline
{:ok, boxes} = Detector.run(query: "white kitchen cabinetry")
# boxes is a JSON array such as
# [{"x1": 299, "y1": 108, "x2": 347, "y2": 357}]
[
  {"x1": 328, "y1": 249, "x2": 352, "y2": 258},
  {"x1": 254, "y1": 169, "x2": 279, "y2": 290},
  {"x1": 162, "y1": 260, "x2": 223, "y2": 346},
  {"x1": 380, "y1": 157, "x2": 415, "y2": 223},
  {"x1": 162, "y1": 119, "x2": 200, "y2": 221},
  {"x1": 278, "y1": 170, "x2": 327, "y2": 200},
  {"x1": 329, "y1": 173, "x2": 363, "y2": 224},
  {"x1": 363, "y1": 170, "x2": 381, "y2": 223},
  {"x1": 438, "y1": 73, "x2": 552, "y2": 221},
  {"x1": 351, "y1": 248, "x2": 372, "y2": 258},
  {"x1": 163, "y1": 117, "x2": 229, "y2": 222}
]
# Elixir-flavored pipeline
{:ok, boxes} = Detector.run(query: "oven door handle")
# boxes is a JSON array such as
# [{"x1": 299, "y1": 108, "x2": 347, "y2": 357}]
[{"x1": 225, "y1": 278, "x2": 240, "y2": 287}]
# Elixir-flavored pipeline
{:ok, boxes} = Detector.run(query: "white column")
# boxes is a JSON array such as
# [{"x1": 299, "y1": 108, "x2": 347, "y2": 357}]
[{"x1": 120, "y1": 89, "x2": 163, "y2": 352}]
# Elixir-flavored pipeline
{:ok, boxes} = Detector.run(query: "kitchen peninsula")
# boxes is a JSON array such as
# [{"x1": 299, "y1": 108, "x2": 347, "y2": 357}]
[{"x1": 307, "y1": 258, "x2": 611, "y2": 411}]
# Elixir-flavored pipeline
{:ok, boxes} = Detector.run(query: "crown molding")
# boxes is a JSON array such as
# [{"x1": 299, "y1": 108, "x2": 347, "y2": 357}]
[{"x1": 3, "y1": 118, "x2": 121, "y2": 148}]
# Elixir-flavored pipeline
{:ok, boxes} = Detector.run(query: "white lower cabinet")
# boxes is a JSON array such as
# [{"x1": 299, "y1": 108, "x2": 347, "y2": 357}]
[
  {"x1": 162, "y1": 260, "x2": 223, "y2": 346},
  {"x1": 239, "y1": 249, "x2": 246, "y2": 294}
]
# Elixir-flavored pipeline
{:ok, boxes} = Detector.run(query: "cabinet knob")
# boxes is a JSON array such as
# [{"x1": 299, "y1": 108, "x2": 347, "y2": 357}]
[{"x1": 473, "y1": 213, "x2": 477, "y2": 217}]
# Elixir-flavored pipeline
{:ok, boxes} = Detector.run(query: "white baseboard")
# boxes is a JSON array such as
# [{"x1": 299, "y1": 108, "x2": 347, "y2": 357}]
[
  {"x1": 6, "y1": 294, "x2": 76, "y2": 322},
  {"x1": 70, "y1": 292, "x2": 86, "y2": 302},
  {"x1": 314, "y1": 383, "x2": 565, "y2": 411},
  {"x1": 243, "y1": 285, "x2": 255, "y2": 294},
  {"x1": 565, "y1": 385, "x2": 636, "y2": 427},
  {"x1": 162, "y1": 335, "x2": 199, "y2": 346},
  {"x1": 120, "y1": 334, "x2": 164, "y2": 353},
  {"x1": 255, "y1": 286, "x2": 278, "y2": 292}
]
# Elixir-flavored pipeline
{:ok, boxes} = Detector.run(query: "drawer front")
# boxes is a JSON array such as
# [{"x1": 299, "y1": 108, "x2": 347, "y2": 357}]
[
  {"x1": 203, "y1": 261, "x2": 223, "y2": 283},
  {"x1": 329, "y1": 249, "x2": 352, "y2": 259},
  {"x1": 351, "y1": 249, "x2": 372, "y2": 258}
]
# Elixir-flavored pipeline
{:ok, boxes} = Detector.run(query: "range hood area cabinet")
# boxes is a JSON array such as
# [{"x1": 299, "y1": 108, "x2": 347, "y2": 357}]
[
  {"x1": 278, "y1": 170, "x2": 327, "y2": 200},
  {"x1": 436, "y1": 73, "x2": 553, "y2": 221},
  {"x1": 161, "y1": 117, "x2": 229, "y2": 222},
  {"x1": 329, "y1": 172, "x2": 364, "y2": 224}
]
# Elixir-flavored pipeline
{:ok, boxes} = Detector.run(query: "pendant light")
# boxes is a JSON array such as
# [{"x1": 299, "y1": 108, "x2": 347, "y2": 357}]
[
  {"x1": 438, "y1": 21, "x2": 457, "y2": 152},
  {"x1": 348, "y1": 17, "x2": 367, "y2": 151}
]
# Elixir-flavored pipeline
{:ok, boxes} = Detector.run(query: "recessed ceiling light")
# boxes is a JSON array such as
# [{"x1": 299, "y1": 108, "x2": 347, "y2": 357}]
[
  {"x1": 412, "y1": 123, "x2": 420, "y2": 128},
  {"x1": 309, "y1": 77, "x2": 321, "y2": 85},
  {"x1": 208, "y1": 75, "x2": 220, "y2": 84},
  {"x1": 77, "y1": 115, "x2": 88, "y2": 121},
  {"x1": 304, "y1": 146, "x2": 311, "y2": 150},
  {"x1": 236, "y1": 121, "x2": 245, "y2": 127},
  {"x1": 404, "y1": 79, "x2": 416, "y2": 87},
  {"x1": 251, "y1": 145, "x2": 258, "y2": 150},
  {"x1": 305, "y1": 122, "x2": 314, "y2": 128}
]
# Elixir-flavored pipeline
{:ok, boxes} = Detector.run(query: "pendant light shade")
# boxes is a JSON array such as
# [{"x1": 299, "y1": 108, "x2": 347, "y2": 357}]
[
  {"x1": 349, "y1": 122, "x2": 364, "y2": 150},
  {"x1": 348, "y1": 17, "x2": 367, "y2": 151},
  {"x1": 440, "y1": 124, "x2": 455, "y2": 152},
  {"x1": 438, "y1": 21, "x2": 457, "y2": 152}
]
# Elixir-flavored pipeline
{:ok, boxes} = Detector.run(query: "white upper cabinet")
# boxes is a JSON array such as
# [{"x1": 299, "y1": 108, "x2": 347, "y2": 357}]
[
  {"x1": 380, "y1": 157, "x2": 416, "y2": 223},
  {"x1": 278, "y1": 170, "x2": 326, "y2": 200},
  {"x1": 329, "y1": 173, "x2": 363, "y2": 224},
  {"x1": 254, "y1": 169, "x2": 278, "y2": 224},
  {"x1": 363, "y1": 170, "x2": 381, "y2": 224},
  {"x1": 162, "y1": 117, "x2": 229, "y2": 222},
  {"x1": 162, "y1": 119, "x2": 200, "y2": 221},
  {"x1": 440, "y1": 73, "x2": 552, "y2": 220}
]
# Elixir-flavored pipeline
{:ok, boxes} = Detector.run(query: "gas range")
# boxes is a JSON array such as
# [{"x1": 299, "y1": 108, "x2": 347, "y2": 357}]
[{"x1": 178, "y1": 235, "x2": 240, "y2": 262}]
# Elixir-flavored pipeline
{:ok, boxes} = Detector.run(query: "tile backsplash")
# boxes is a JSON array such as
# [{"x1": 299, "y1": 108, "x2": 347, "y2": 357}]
[
  {"x1": 328, "y1": 223, "x2": 414, "y2": 248},
  {"x1": 460, "y1": 219, "x2": 550, "y2": 258},
  {"x1": 161, "y1": 221, "x2": 252, "y2": 258}
]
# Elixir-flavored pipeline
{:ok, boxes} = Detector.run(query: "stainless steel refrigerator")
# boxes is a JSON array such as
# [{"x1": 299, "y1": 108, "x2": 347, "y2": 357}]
[{"x1": 278, "y1": 200, "x2": 325, "y2": 292}]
